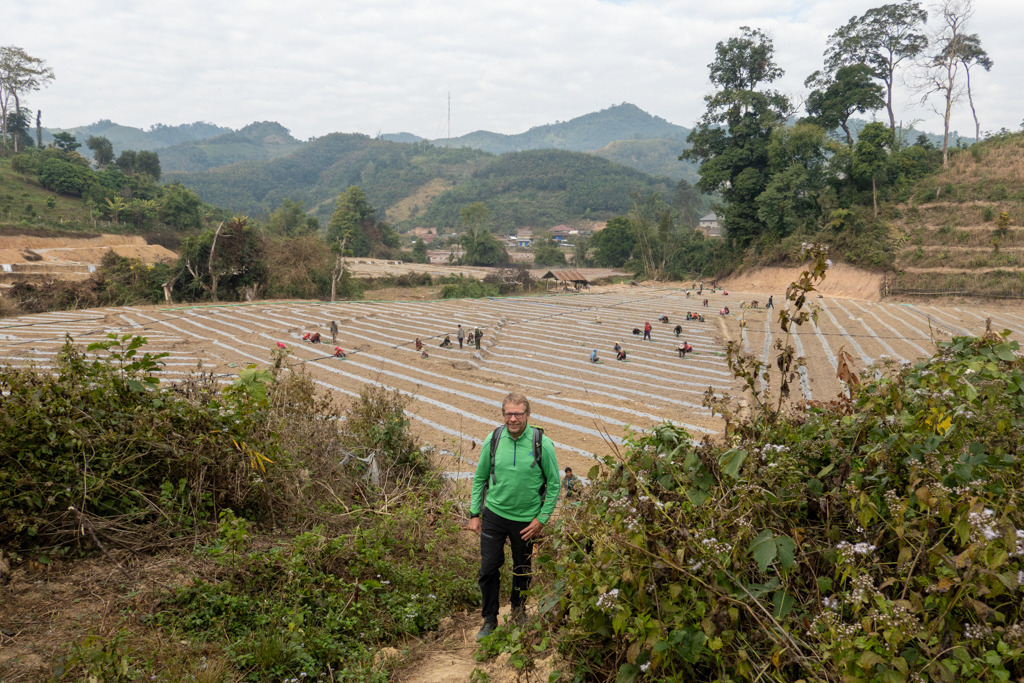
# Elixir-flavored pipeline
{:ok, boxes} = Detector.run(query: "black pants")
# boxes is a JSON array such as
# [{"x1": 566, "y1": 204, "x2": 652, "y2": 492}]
[
  {"x1": 643, "y1": 330, "x2": 651, "y2": 340},
  {"x1": 459, "y1": 338, "x2": 464, "y2": 348},
  {"x1": 479, "y1": 508, "x2": 533, "y2": 623}
]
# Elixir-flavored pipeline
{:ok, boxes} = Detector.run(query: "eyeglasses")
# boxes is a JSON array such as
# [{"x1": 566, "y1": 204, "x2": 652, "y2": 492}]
[{"x1": 502, "y1": 411, "x2": 527, "y2": 419}]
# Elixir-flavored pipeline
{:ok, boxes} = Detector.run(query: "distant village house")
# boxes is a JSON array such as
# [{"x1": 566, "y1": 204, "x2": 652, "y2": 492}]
[
  {"x1": 516, "y1": 229, "x2": 533, "y2": 248},
  {"x1": 698, "y1": 213, "x2": 722, "y2": 238}
]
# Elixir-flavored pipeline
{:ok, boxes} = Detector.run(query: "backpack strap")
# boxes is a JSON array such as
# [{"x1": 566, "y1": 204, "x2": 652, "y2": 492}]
[
  {"x1": 531, "y1": 427, "x2": 547, "y2": 499},
  {"x1": 487, "y1": 426, "x2": 504, "y2": 488}
]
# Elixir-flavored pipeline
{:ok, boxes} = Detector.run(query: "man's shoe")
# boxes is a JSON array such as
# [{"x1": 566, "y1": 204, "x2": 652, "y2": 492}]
[
  {"x1": 476, "y1": 620, "x2": 497, "y2": 640},
  {"x1": 511, "y1": 608, "x2": 529, "y2": 628}
]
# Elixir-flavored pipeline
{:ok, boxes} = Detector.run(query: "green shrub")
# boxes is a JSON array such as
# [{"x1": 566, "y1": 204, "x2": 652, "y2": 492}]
[
  {"x1": 539, "y1": 332, "x2": 1024, "y2": 682},
  {"x1": 439, "y1": 274, "x2": 499, "y2": 299},
  {"x1": 984, "y1": 205, "x2": 996, "y2": 222},
  {"x1": 0, "y1": 334, "x2": 337, "y2": 553}
]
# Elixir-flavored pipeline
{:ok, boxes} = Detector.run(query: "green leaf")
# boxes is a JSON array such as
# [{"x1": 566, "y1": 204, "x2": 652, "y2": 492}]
[
  {"x1": 817, "y1": 577, "x2": 833, "y2": 593},
  {"x1": 718, "y1": 448, "x2": 748, "y2": 479},
  {"x1": 772, "y1": 589, "x2": 795, "y2": 618},
  {"x1": 775, "y1": 535, "x2": 797, "y2": 570},
  {"x1": 748, "y1": 530, "x2": 777, "y2": 572},
  {"x1": 994, "y1": 343, "x2": 1016, "y2": 362},
  {"x1": 617, "y1": 664, "x2": 640, "y2": 683}
]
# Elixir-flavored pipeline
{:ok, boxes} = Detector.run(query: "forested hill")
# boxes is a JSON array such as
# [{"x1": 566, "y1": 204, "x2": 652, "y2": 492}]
[
  {"x1": 157, "y1": 122, "x2": 306, "y2": 173},
  {"x1": 415, "y1": 149, "x2": 675, "y2": 231},
  {"x1": 429, "y1": 103, "x2": 690, "y2": 154},
  {"x1": 165, "y1": 135, "x2": 674, "y2": 231},
  {"x1": 42, "y1": 120, "x2": 231, "y2": 155}
]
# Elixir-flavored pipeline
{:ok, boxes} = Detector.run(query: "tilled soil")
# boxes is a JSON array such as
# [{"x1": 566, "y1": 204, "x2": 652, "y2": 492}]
[{"x1": 2, "y1": 288, "x2": 1022, "y2": 479}]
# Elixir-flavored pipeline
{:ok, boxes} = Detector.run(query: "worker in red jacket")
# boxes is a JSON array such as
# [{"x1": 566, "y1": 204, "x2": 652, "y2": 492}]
[{"x1": 643, "y1": 321, "x2": 652, "y2": 341}]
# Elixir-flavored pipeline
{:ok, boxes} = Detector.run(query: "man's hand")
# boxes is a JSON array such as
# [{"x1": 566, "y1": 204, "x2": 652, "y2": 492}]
[
  {"x1": 520, "y1": 518, "x2": 543, "y2": 541},
  {"x1": 467, "y1": 516, "x2": 481, "y2": 534}
]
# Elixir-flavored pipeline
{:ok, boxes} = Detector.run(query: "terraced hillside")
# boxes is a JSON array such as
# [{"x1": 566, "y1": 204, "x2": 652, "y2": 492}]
[
  {"x1": 4, "y1": 287, "x2": 1022, "y2": 480},
  {"x1": 889, "y1": 133, "x2": 1024, "y2": 297}
]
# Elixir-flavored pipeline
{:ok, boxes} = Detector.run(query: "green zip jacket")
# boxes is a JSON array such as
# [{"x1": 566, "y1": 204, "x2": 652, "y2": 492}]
[{"x1": 470, "y1": 424, "x2": 560, "y2": 523}]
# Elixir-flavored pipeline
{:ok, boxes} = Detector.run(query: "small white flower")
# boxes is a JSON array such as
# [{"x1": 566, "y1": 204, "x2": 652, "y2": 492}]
[{"x1": 640, "y1": 662, "x2": 651, "y2": 672}]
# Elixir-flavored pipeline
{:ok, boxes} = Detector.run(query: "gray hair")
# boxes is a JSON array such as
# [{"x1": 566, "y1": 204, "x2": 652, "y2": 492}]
[{"x1": 501, "y1": 392, "x2": 531, "y2": 414}]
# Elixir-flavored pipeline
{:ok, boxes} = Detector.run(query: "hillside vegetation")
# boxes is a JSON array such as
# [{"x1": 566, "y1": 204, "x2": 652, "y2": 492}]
[
  {"x1": 591, "y1": 138, "x2": 698, "y2": 182},
  {"x1": 157, "y1": 121, "x2": 306, "y2": 173},
  {"x1": 887, "y1": 132, "x2": 1024, "y2": 297},
  {"x1": 167, "y1": 137, "x2": 674, "y2": 231},
  {"x1": 42, "y1": 119, "x2": 231, "y2": 155},
  {"x1": 432, "y1": 103, "x2": 690, "y2": 153}
]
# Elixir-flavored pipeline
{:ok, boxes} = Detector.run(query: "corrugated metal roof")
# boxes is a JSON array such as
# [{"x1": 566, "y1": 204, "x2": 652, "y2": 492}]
[{"x1": 541, "y1": 269, "x2": 589, "y2": 282}]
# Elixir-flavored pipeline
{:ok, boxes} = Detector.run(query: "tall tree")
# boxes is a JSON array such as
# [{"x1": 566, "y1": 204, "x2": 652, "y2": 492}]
[
  {"x1": 852, "y1": 122, "x2": 895, "y2": 219},
  {"x1": 672, "y1": 178, "x2": 704, "y2": 228},
  {"x1": 804, "y1": 64, "x2": 886, "y2": 145},
  {"x1": 459, "y1": 202, "x2": 490, "y2": 241},
  {"x1": 825, "y1": 2, "x2": 928, "y2": 132},
  {"x1": 681, "y1": 26, "x2": 790, "y2": 249},
  {"x1": 591, "y1": 216, "x2": 636, "y2": 268},
  {"x1": 327, "y1": 186, "x2": 375, "y2": 257},
  {"x1": 135, "y1": 150, "x2": 161, "y2": 181},
  {"x1": 913, "y1": 0, "x2": 974, "y2": 168},
  {"x1": 52, "y1": 131, "x2": 80, "y2": 152},
  {"x1": 0, "y1": 46, "x2": 55, "y2": 153},
  {"x1": 86, "y1": 135, "x2": 115, "y2": 169},
  {"x1": 944, "y1": 33, "x2": 991, "y2": 143}
]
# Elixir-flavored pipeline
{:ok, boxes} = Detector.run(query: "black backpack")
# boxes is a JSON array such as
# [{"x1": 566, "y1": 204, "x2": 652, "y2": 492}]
[{"x1": 482, "y1": 426, "x2": 548, "y2": 502}]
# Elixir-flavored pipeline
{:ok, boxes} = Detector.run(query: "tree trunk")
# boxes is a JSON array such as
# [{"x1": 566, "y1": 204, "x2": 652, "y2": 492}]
[
  {"x1": 35, "y1": 110, "x2": 41, "y2": 149},
  {"x1": 12, "y1": 95, "x2": 19, "y2": 153},
  {"x1": 966, "y1": 67, "x2": 980, "y2": 143},
  {"x1": 161, "y1": 274, "x2": 179, "y2": 305},
  {"x1": 885, "y1": 77, "x2": 896, "y2": 132},
  {"x1": 207, "y1": 222, "x2": 224, "y2": 302},
  {"x1": 840, "y1": 120, "x2": 853, "y2": 146}
]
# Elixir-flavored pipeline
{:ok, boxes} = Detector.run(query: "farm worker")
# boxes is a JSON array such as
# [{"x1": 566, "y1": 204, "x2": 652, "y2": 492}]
[
  {"x1": 678, "y1": 343, "x2": 688, "y2": 358},
  {"x1": 333, "y1": 346, "x2": 346, "y2": 358},
  {"x1": 564, "y1": 467, "x2": 580, "y2": 498},
  {"x1": 766, "y1": 295, "x2": 774, "y2": 310},
  {"x1": 643, "y1": 321, "x2": 652, "y2": 341},
  {"x1": 440, "y1": 335, "x2": 453, "y2": 348},
  {"x1": 658, "y1": 313, "x2": 669, "y2": 323},
  {"x1": 613, "y1": 341, "x2": 622, "y2": 354},
  {"x1": 590, "y1": 349, "x2": 599, "y2": 363},
  {"x1": 309, "y1": 332, "x2": 321, "y2": 344},
  {"x1": 703, "y1": 299, "x2": 709, "y2": 307},
  {"x1": 275, "y1": 342, "x2": 287, "y2": 349},
  {"x1": 616, "y1": 348, "x2": 627, "y2": 361},
  {"x1": 467, "y1": 393, "x2": 560, "y2": 639},
  {"x1": 475, "y1": 327, "x2": 483, "y2": 350},
  {"x1": 698, "y1": 315, "x2": 705, "y2": 323},
  {"x1": 302, "y1": 332, "x2": 311, "y2": 341},
  {"x1": 415, "y1": 338, "x2": 424, "y2": 351},
  {"x1": 595, "y1": 315, "x2": 601, "y2": 324},
  {"x1": 457, "y1": 324, "x2": 465, "y2": 349},
  {"x1": 421, "y1": 349, "x2": 429, "y2": 359},
  {"x1": 330, "y1": 320, "x2": 339, "y2": 343},
  {"x1": 675, "y1": 324, "x2": 683, "y2": 337}
]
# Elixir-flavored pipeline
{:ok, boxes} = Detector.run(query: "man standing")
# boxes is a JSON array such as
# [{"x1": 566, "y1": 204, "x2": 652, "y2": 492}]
[
  {"x1": 766, "y1": 295, "x2": 774, "y2": 310},
  {"x1": 330, "y1": 320, "x2": 339, "y2": 343},
  {"x1": 467, "y1": 393, "x2": 559, "y2": 639},
  {"x1": 474, "y1": 326, "x2": 483, "y2": 351},
  {"x1": 457, "y1": 324, "x2": 465, "y2": 349},
  {"x1": 643, "y1": 321, "x2": 652, "y2": 341}
]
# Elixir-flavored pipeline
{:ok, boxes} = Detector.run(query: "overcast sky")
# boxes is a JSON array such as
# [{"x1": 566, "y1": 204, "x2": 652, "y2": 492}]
[{"x1": 7, "y1": 0, "x2": 1022, "y2": 141}]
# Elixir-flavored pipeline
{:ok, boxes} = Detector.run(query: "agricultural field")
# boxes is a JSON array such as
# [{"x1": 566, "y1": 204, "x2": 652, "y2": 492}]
[{"x1": 2, "y1": 286, "x2": 1022, "y2": 479}]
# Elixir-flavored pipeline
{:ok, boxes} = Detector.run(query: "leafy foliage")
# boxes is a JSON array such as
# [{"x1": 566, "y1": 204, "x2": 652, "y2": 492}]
[{"x1": 0, "y1": 334, "x2": 299, "y2": 552}]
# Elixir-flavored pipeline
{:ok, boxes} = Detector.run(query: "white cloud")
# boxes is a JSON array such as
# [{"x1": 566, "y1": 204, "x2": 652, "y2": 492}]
[{"x1": 8, "y1": 0, "x2": 1023, "y2": 140}]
